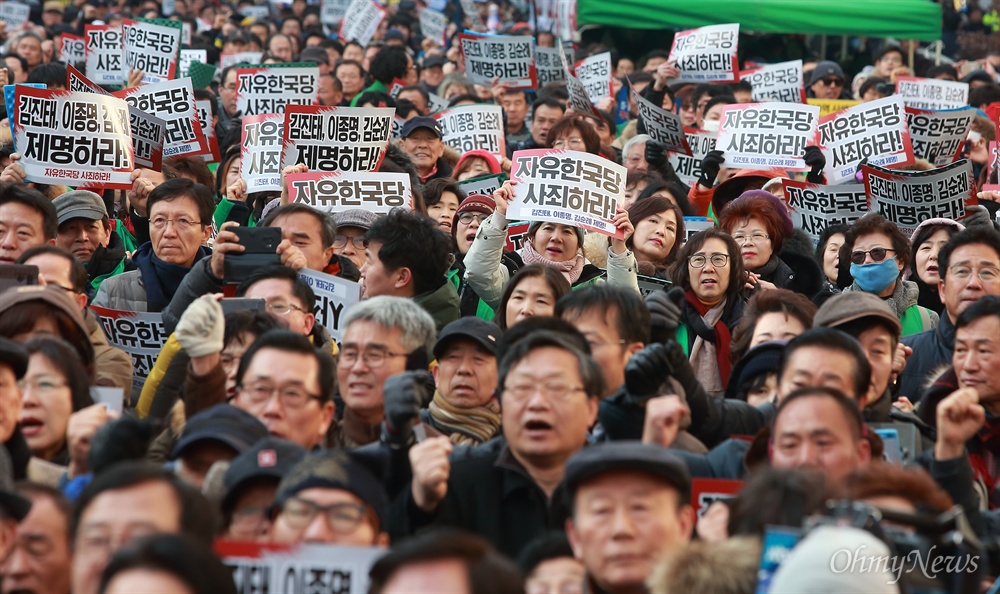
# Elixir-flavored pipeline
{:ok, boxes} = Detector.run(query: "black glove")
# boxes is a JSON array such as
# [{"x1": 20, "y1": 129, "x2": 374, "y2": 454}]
[
  {"x1": 804, "y1": 145, "x2": 826, "y2": 183},
  {"x1": 381, "y1": 370, "x2": 431, "y2": 448},
  {"x1": 697, "y1": 150, "x2": 725, "y2": 188},
  {"x1": 624, "y1": 342, "x2": 672, "y2": 404},
  {"x1": 646, "y1": 286, "x2": 684, "y2": 345},
  {"x1": 645, "y1": 140, "x2": 668, "y2": 170}
]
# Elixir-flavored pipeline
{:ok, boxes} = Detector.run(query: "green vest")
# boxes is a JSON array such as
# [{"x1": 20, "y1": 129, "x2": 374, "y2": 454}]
[
  {"x1": 446, "y1": 269, "x2": 497, "y2": 322},
  {"x1": 114, "y1": 220, "x2": 138, "y2": 254},
  {"x1": 89, "y1": 257, "x2": 126, "y2": 295},
  {"x1": 676, "y1": 324, "x2": 690, "y2": 356},
  {"x1": 212, "y1": 199, "x2": 257, "y2": 230},
  {"x1": 900, "y1": 304, "x2": 931, "y2": 338}
]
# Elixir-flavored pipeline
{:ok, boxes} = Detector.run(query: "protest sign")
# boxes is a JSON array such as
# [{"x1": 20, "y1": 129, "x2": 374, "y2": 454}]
[
  {"x1": 634, "y1": 89, "x2": 690, "y2": 154},
  {"x1": 782, "y1": 180, "x2": 868, "y2": 242},
  {"x1": 338, "y1": 0, "x2": 387, "y2": 46},
  {"x1": 127, "y1": 106, "x2": 166, "y2": 171},
  {"x1": 4, "y1": 83, "x2": 45, "y2": 151},
  {"x1": 536, "y1": 46, "x2": 568, "y2": 86},
  {"x1": 504, "y1": 221, "x2": 531, "y2": 252},
  {"x1": 321, "y1": 0, "x2": 351, "y2": 25},
  {"x1": 459, "y1": 172, "x2": 507, "y2": 197},
  {"x1": 14, "y1": 87, "x2": 133, "y2": 189},
  {"x1": 122, "y1": 19, "x2": 182, "y2": 85},
  {"x1": 460, "y1": 0, "x2": 485, "y2": 31},
  {"x1": 216, "y1": 540, "x2": 381, "y2": 594},
  {"x1": 508, "y1": 149, "x2": 626, "y2": 238},
  {"x1": 195, "y1": 99, "x2": 220, "y2": 163},
  {"x1": 904, "y1": 106, "x2": 975, "y2": 167},
  {"x1": 179, "y1": 49, "x2": 207, "y2": 78},
  {"x1": 668, "y1": 23, "x2": 739, "y2": 83},
  {"x1": 0, "y1": 2, "x2": 29, "y2": 30},
  {"x1": 986, "y1": 141, "x2": 1000, "y2": 191},
  {"x1": 287, "y1": 171, "x2": 412, "y2": 215},
  {"x1": 863, "y1": 159, "x2": 976, "y2": 236},
  {"x1": 896, "y1": 76, "x2": 970, "y2": 111},
  {"x1": 282, "y1": 105, "x2": 392, "y2": 172},
  {"x1": 85, "y1": 24, "x2": 124, "y2": 86},
  {"x1": 740, "y1": 60, "x2": 805, "y2": 103},
  {"x1": 236, "y1": 65, "x2": 319, "y2": 117},
  {"x1": 637, "y1": 274, "x2": 672, "y2": 297},
  {"x1": 186, "y1": 61, "x2": 216, "y2": 90},
  {"x1": 219, "y1": 52, "x2": 263, "y2": 71},
  {"x1": 668, "y1": 129, "x2": 716, "y2": 187},
  {"x1": 419, "y1": 8, "x2": 448, "y2": 47},
  {"x1": 460, "y1": 34, "x2": 537, "y2": 90},
  {"x1": 296, "y1": 269, "x2": 362, "y2": 345},
  {"x1": 691, "y1": 478, "x2": 743, "y2": 519},
  {"x1": 682, "y1": 216, "x2": 716, "y2": 244},
  {"x1": 240, "y1": 113, "x2": 284, "y2": 192},
  {"x1": 434, "y1": 104, "x2": 506, "y2": 161},
  {"x1": 555, "y1": 0, "x2": 576, "y2": 40},
  {"x1": 817, "y1": 95, "x2": 913, "y2": 185},
  {"x1": 91, "y1": 306, "x2": 167, "y2": 394},
  {"x1": 240, "y1": 5, "x2": 269, "y2": 20},
  {"x1": 115, "y1": 78, "x2": 210, "y2": 158},
  {"x1": 60, "y1": 34, "x2": 87, "y2": 68},
  {"x1": 717, "y1": 102, "x2": 818, "y2": 170},
  {"x1": 807, "y1": 98, "x2": 861, "y2": 117},
  {"x1": 574, "y1": 51, "x2": 612, "y2": 104}
]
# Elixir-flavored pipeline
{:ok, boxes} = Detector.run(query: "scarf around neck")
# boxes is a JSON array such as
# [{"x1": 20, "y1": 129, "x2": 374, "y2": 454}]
[
  {"x1": 132, "y1": 242, "x2": 210, "y2": 312},
  {"x1": 428, "y1": 391, "x2": 502, "y2": 446},
  {"x1": 683, "y1": 290, "x2": 734, "y2": 385},
  {"x1": 519, "y1": 241, "x2": 586, "y2": 285}
]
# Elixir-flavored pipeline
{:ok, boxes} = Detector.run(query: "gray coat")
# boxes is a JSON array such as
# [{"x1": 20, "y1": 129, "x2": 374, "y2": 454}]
[{"x1": 92, "y1": 270, "x2": 148, "y2": 312}]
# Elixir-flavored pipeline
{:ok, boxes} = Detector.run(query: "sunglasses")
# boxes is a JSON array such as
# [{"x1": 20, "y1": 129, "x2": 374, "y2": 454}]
[
  {"x1": 820, "y1": 78, "x2": 843, "y2": 86},
  {"x1": 850, "y1": 247, "x2": 896, "y2": 265}
]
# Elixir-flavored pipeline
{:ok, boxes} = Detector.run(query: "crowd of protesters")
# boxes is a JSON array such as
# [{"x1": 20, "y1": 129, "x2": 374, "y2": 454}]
[{"x1": 0, "y1": 0, "x2": 998, "y2": 593}]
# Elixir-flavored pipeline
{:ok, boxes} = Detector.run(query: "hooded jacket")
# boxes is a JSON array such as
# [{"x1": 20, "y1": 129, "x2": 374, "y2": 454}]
[{"x1": 843, "y1": 278, "x2": 938, "y2": 337}]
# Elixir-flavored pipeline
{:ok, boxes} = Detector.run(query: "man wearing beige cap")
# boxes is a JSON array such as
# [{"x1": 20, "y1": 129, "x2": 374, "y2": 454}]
[
  {"x1": 51, "y1": 191, "x2": 131, "y2": 297},
  {"x1": 42, "y1": 2, "x2": 64, "y2": 29}
]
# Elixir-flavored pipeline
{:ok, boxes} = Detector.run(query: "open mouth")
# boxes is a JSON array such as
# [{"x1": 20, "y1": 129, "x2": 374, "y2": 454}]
[
  {"x1": 524, "y1": 419, "x2": 553, "y2": 434},
  {"x1": 20, "y1": 417, "x2": 42, "y2": 436}
]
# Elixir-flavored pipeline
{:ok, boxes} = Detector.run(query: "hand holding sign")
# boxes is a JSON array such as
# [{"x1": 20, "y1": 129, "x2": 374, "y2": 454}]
[
  {"x1": 226, "y1": 177, "x2": 248, "y2": 203},
  {"x1": 652, "y1": 61, "x2": 680, "y2": 91},
  {"x1": 609, "y1": 205, "x2": 634, "y2": 255},
  {"x1": 280, "y1": 163, "x2": 309, "y2": 206},
  {"x1": 492, "y1": 179, "x2": 517, "y2": 216},
  {"x1": 0, "y1": 152, "x2": 24, "y2": 184}
]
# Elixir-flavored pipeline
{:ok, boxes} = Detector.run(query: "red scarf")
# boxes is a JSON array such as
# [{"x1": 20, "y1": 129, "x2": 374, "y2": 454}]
[{"x1": 683, "y1": 289, "x2": 733, "y2": 386}]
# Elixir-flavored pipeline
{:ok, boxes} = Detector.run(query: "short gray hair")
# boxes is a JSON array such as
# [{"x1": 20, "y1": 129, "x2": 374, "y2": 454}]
[
  {"x1": 342, "y1": 296, "x2": 436, "y2": 355},
  {"x1": 622, "y1": 134, "x2": 651, "y2": 159}
]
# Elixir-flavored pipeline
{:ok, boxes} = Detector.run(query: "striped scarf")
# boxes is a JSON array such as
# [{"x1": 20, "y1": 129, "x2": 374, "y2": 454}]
[{"x1": 427, "y1": 391, "x2": 502, "y2": 446}]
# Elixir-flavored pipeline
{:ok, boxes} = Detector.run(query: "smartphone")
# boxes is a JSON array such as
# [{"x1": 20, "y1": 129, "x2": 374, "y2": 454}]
[
  {"x1": 0, "y1": 264, "x2": 38, "y2": 294},
  {"x1": 219, "y1": 298, "x2": 266, "y2": 316},
  {"x1": 224, "y1": 227, "x2": 282, "y2": 283},
  {"x1": 876, "y1": 428, "x2": 902, "y2": 465}
]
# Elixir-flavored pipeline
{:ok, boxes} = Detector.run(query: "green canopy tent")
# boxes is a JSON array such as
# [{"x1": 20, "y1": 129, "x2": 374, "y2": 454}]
[{"x1": 575, "y1": 0, "x2": 942, "y2": 42}]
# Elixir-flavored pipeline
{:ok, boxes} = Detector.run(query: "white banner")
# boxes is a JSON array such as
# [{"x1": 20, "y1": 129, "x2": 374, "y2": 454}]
[
  {"x1": 895, "y1": 77, "x2": 970, "y2": 111},
  {"x1": 338, "y1": 0, "x2": 387, "y2": 46},
  {"x1": 818, "y1": 95, "x2": 914, "y2": 185},
  {"x1": 782, "y1": 180, "x2": 868, "y2": 242},
  {"x1": 905, "y1": 106, "x2": 976, "y2": 167},
  {"x1": 668, "y1": 23, "x2": 739, "y2": 83},
  {"x1": 740, "y1": 60, "x2": 805, "y2": 104},
  {"x1": 287, "y1": 171, "x2": 412, "y2": 215},
  {"x1": 122, "y1": 19, "x2": 181, "y2": 85},
  {"x1": 60, "y1": 34, "x2": 87, "y2": 68},
  {"x1": 634, "y1": 89, "x2": 690, "y2": 154},
  {"x1": 863, "y1": 159, "x2": 976, "y2": 237},
  {"x1": 668, "y1": 128, "x2": 716, "y2": 187},
  {"x1": 236, "y1": 66, "x2": 319, "y2": 117},
  {"x1": 0, "y1": 2, "x2": 29, "y2": 30},
  {"x1": 575, "y1": 51, "x2": 612, "y2": 104},
  {"x1": 282, "y1": 105, "x2": 392, "y2": 172},
  {"x1": 91, "y1": 306, "x2": 167, "y2": 395},
  {"x1": 717, "y1": 102, "x2": 818, "y2": 170},
  {"x1": 85, "y1": 24, "x2": 124, "y2": 86},
  {"x1": 179, "y1": 49, "x2": 207, "y2": 79},
  {"x1": 460, "y1": 34, "x2": 537, "y2": 90},
  {"x1": 434, "y1": 104, "x2": 506, "y2": 161},
  {"x1": 219, "y1": 52, "x2": 263, "y2": 71},
  {"x1": 296, "y1": 270, "x2": 362, "y2": 346},
  {"x1": 536, "y1": 46, "x2": 568, "y2": 87},
  {"x1": 115, "y1": 78, "x2": 210, "y2": 158},
  {"x1": 419, "y1": 8, "x2": 449, "y2": 47},
  {"x1": 321, "y1": 0, "x2": 351, "y2": 25},
  {"x1": 241, "y1": 113, "x2": 284, "y2": 192}
]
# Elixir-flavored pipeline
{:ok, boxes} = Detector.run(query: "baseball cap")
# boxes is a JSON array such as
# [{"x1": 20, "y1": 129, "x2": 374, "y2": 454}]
[
  {"x1": 52, "y1": 190, "x2": 108, "y2": 226},
  {"x1": 434, "y1": 317, "x2": 501, "y2": 359},
  {"x1": 221, "y1": 437, "x2": 307, "y2": 513},
  {"x1": 273, "y1": 449, "x2": 389, "y2": 528},
  {"x1": 423, "y1": 55, "x2": 447, "y2": 69},
  {"x1": 813, "y1": 292, "x2": 902, "y2": 342},
  {"x1": 400, "y1": 116, "x2": 443, "y2": 139},
  {"x1": 170, "y1": 404, "x2": 270, "y2": 460},
  {"x1": 809, "y1": 61, "x2": 846, "y2": 87},
  {"x1": 299, "y1": 46, "x2": 330, "y2": 66},
  {"x1": 564, "y1": 441, "x2": 691, "y2": 503}
]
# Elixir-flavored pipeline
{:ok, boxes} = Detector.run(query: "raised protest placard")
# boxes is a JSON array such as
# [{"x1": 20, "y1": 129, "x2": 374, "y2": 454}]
[
  {"x1": 287, "y1": 171, "x2": 412, "y2": 216},
  {"x1": 115, "y1": 78, "x2": 210, "y2": 158},
  {"x1": 782, "y1": 180, "x2": 868, "y2": 242},
  {"x1": 434, "y1": 104, "x2": 506, "y2": 161},
  {"x1": 634, "y1": 90, "x2": 690, "y2": 154},
  {"x1": 504, "y1": 221, "x2": 531, "y2": 252},
  {"x1": 717, "y1": 102, "x2": 818, "y2": 170},
  {"x1": 321, "y1": 0, "x2": 351, "y2": 25},
  {"x1": 419, "y1": 8, "x2": 448, "y2": 47},
  {"x1": 195, "y1": 99, "x2": 220, "y2": 163},
  {"x1": 637, "y1": 274, "x2": 672, "y2": 296},
  {"x1": 216, "y1": 540, "x2": 381, "y2": 594},
  {"x1": 459, "y1": 172, "x2": 506, "y2": 197},
  {"x1": 127, "y1": 106, "x2": 166, "y2": 171},
  {"x1": 508, "y1": 148, "x2": 626, "y2": 238},
  {"x1": 338, "y1": 0, "x2": 387, "y2": 46},
  {"x1": 219, "y1": 51, "x2": 263, "y2": 70},
  {"x1": 460, "y1": 0, "x2": 485, "y2": 31},
  {"x1": 14, "y1": 87, "x2": 133, "y2": 189},
  {"x1": 297, "y1": 269, "x2": 362, "y2": 345},
  {"x1": 536, "y1": 46, "x2": 568, "y2": 87},
  {"x1": 240, "y1": 113, "x2": 284, "y2": 192},
  {"x1": 60, "y1": 34, "x2": 86, "y2": 68},
  {"x1": 668, "y1": 23, "x2": 739, "y2": 83},
  {"x1": 740, "y1": 60, "x2": 805, "y2": 104},
  {"x1": 282, "y1": 105, "x2": 393, "y2": 172},
  {"x1": 691, "y1": 478, "x2": 743, "y2": 519},
  {"x1": 460, "y1": 34, "x2": 537, "y2": 90},
  {"x1": 0, "y1": 2, "x2": 29, "y2": 30},
  {"x1": 575, "y1": 51, "x2": 612, "y2": 104},
  {"x1": 122, "y1": 19, "x2": 182, "y2": 85},
  {"x1": 807, "y1": 98, "x2": 861, "y2": 117},
  {"x1": 863, "y1": 159, "x2": 976, "y2": 236},
  {"x1": 817, "y1": 95, "x2": 913, "y2": 185},
  {"x1": 682, "y1": 217, "x2": 716, "y2": 244},
  {"x1": 5, "y1": 83, "x2": 44, "y2": 151},
  {"x1": 67, "y1": 64, "x2": 106, "y2": 95},
  {"x1": 905, "y1": 106, "x2": 975, "y2": 167},
  {"x1": 240, "y1": 5, "x2": 269, "y2": 20},
  {"x1": 669, "y1": 129, "x2": 716, "y2": 187},
  {"x1": 179, "y1": 49, "x2": 207, "y2": 78},
  {"x1": 91, "y1": 306, "x2": 167, "y2": 394},
  {"x1": 236, "y1": 65, "x2": 319, "y2": 116},
  {"x1": 85, "y1": 24, "x2": 124, "y2": 86},
  {"x1": 987, "y1": 141, "x2": 1000, "y2": 191},
  {"x1": 896, "y1": 77, "x2": 970, "y2": 111}
]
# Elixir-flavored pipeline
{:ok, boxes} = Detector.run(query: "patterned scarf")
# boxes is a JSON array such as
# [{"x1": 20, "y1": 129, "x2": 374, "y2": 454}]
[
  {"x1": 519, "y1": 241, "x2": 586, "y2": 284},
  {"x1": 427, "y1": 391, "x2": 502, "y2": 446},
  {"x1": 683, "y1": 290, "x2": 734, "y2": 386}
]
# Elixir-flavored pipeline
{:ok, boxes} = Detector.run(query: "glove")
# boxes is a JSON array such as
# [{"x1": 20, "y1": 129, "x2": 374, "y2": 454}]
[
  {"x1": 804, "y1": 145, "x2": 826, "y2": 183},
  {"x1": 697, "y1": 150, "x2": 725, "y2": 188},
  {"x1": 175, "y1": 295, "x2": 224, "y2": 358},
  {"x1": 381, "y1": 370, "x2": 431, "y2": 448},
  {"x1": 624, "y1": 343, "x2": 672, "y2": 404},
  {"x1": 645, "y1": 140, "x2": 668, "y2": 170},
  {"x1": 963, "y1": 205, "x2": 992, "y2": 229},
  {"x1": 646, "y1": 286, "x2": 684, "y2": 345}
]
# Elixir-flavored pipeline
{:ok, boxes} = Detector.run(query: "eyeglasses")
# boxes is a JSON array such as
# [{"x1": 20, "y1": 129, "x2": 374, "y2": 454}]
[
  {"x1": 688, "y1": 253, "x2": 730, "y2": 268},
  {"x1": 281, "y1": 497, "x2": 369, "y2": 533},
  {"x1": 552, "y1": 137, "x2": 584, "y2": 149},
  {"x1": 819, "y1": 78, "x2": 843, "y2": 87},
  {"x1": 339, "y1": 347, "x2": 407, "y2": 368},
  {"x1": 150, "y1": 217, "x2": 202, "y2": 231},
  {"x1": 333, "y1": 235, "x2": 366, "y2": 249},
  {"x1": 850, "y1": 248, "x2": 896, "y2": 265},
  {"x1": 266, "y1": 302, "x2": 307, "y2": 316},
  {"x1": 237, "y1": 380, "x2": 321, "y2": 408},
  {"x1": 880, "y1": 55, "x2": 903, "y2": 65},
  {"x1": 731, "y1": 232, "x2": 770, "y2": 245},
  {"x1": 503, "y1": 382, "x2": 585, "y2": 402},
  {"x1": 17, "y1": 377, "x2": 67, "y2": 395},
  {"x1": 948, "y1": 265, "x2": 1000, "y2": 283},
  {"x1": 458, "y1": 212, "x2": 490, "y2": 225}
]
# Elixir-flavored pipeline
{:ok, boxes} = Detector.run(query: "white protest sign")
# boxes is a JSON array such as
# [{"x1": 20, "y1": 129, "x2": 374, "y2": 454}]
[
  {"x1": 85, "y1": 24, "x2": 124, "y2": 86},
  {"x1": 536, "y1": 46, "x2": 568, "y2": 87},
  {"x1": 216, "y1": 540, "x2": 381, "y2": 594},
  {"x1": 434, "y1": 104, "x2": 506, "y2": 161},
  {"x1": 508, "y1": 148, "x2": 626, "y2": 238},
  {"x1": 195, "y1": 99, "x2": 220, "y2": 163},
  {"x1": 338, "y1": 0, "x2": 387, "y2": 46},
  {"x1": 295, "y1": 270, "x2": 362, "y2": 345},
  {"x1": 740, "y1": 60, "x2": 805, "y2": 103},
  {"x1": 282, "y1": 105, "x2": 393, "y2": 172},
  {"x1": 219, "y1": 52, "x2": 263, "y2": 71},
  {"x1": 240, "y1": 5, "x2": 270, "y2": 20},
  {"x1": 90, "y1": 386, "x2": 124, "y2": 415},
  {"x1": 574, "y1": 51, "x2": 612, "y2": 104},
  {"x1": 236, "y1": 66, "x2": 319, "y2": 116},
  {"x1": 682, "y1": 217, "x2": 716, "y2": 244},
  {"x1": 669, "y1": 129, "x2": 716, "y2": 187},
  {"x1": 428, "y1": 92, "x2": 449, "y2": 114},
  {"x1": 241, "y1": 113, "x2": 284, "y2": 192},
  {"x1": 460, "y1": 34, "x2": 537, "y2": 90},
  {"x1": 634, "y1": 89, "x2": 690, "y2": 154},
  {"x1": 115, "y1": 78, "x2": 210, "y2": 158},
  {"x1": 668, "y1": 23, "x2": 739, "y2": 83},
  {"x1": 863, "y1": 159, "x2": 976, "y2": 237},
  {"x1": 556, "y1": 42, "x2": 597, "y2": 114},
  {"x1": 321, "y1": 0, "x2": 351, "y2": 25},
  {"x1": 461, "y1": 0, "x2": 485, "y2": 31},
  {"x1": 782, "y1": 180, "x2": 868, "y2": 242},
  {"x1": 0, "y1": 2, "x2": 29, "y2": 30},
  {"x1": 60, "y1": 34, "x2": 87, "y2": 68},
  {"x1": 127, "y1": 106, "x2": 166, "y2": 171},
  {"x1": 287, "y1": 171, "x2": 412, "y2": 215},
  {"x1": 896, "y1": 77, "x2": 970, "y2": 111},
  {"x1": 717, "y1": 102, "x2": 819, "y2": 170},
  {"x1": 459, "y1": 172, "x2": 506, "y2": 197},
  {"x1": 122, "y1": 19, "x2": 182, "y2": 85},
  {"x1": 90, "y1": 306, "x2": 168, "y2": 395},
  {"x1": 419, "y1": 8, "x2": 449, "y2": 47},
  {"x1": 905, "y1": 106, "x2": 976, "y2": 167},
  {"x1": 179, "y1": 49, "x2": 207, "y2": 78},
  {"x1": 817, "y1": 95, "x2": 914, "y2": 185}
]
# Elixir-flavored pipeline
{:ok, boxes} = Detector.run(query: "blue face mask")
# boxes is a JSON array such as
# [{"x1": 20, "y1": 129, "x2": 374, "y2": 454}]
[{"x1": 850, "y1": 258, "x2": 899, "y2": 294}]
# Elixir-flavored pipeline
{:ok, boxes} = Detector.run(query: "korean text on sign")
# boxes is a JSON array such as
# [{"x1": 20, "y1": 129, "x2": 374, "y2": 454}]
[
  {"x1": 85, "y1": 24, "x2": 124, "y2": 85},
  {"x1": 114, "y1": 78, "x2": 210, "y2": 158},
  {"x1": 717, "y1": 102, "x2": 819, "y2": 170},
  {"x1": 817, "y1": 95, "x2": 913, "y2": 185},
  {"x1": 241, "y1": 113, "x2": 284, "y2": 192},
  {"x1": 434, "y1": 104, "x2": 506, "y2": 161},
  {"x1": 904, "y1": 106, "x2": 975, "y2": 167},
  {"x1": 282, "y1": 105, "x2": 393, "y2": 172},
  {"x1": 669, "y1": 129, "x2": 716, "y2": 187},
  {"x1": 338, "y1": 0, "x2": 387, "y2": 46},
  {"x1": 574, "y1": 52, "x2": 612, "y2": 104},
  {"x1": 634, "y1": 90, "x2": 690, "y2": 155},
  {"x1": 740, "y1": 60, "x2": 805, "y2": 104},
  {"x1": 668, "y1": 23, "x2": 739, "y2": 83},
  {"x1": 236, "y1": 66, "x2": 319, "y2": 117},
  {"x1": 122, "y1": 19, "x2": 182, "y2": 84},
  {"x1": 91, "y1": 306, "x2": 168, "y2": 394},
  {"x1": 460, "y1": 34, "x2": 537, "y2": 90},
  {"x1": 862, "y1": 159, "x2": 976, "y2": 237},
  {"x1": 297, "y1": 269, "x2": 361, "y2": 345},
  {"x1": 895, "y1": 77, "x2": 970, "y2": 111},
  {"x1": 287, "y1": 171, "x2": 412, "y2": 215},
  {"x1": 781, "y1": 180, "x2": 868, "y2": 242}
]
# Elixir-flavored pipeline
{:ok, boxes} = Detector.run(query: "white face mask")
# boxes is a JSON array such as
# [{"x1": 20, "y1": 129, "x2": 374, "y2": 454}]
[{"x1": 702, "y1": 119, "x2": 720, "y2": 132}]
